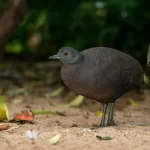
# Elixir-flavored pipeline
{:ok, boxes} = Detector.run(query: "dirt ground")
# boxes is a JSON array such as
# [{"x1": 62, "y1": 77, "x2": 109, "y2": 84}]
[{"x1": 0, "y1": 90, "x2": 150, "y2": 150}]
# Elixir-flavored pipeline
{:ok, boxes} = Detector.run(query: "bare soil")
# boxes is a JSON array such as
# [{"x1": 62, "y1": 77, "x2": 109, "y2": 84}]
[{"x1": 0, "y1": 90, "x2": 150, "y2": 150}]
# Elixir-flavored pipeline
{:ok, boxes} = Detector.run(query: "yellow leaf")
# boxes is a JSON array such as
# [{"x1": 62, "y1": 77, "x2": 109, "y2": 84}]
[
  {"x1": 144, "y1": 74, "x2": 149, "y2": 84},
  {"x1": 96, "y1": 111, "x2": 108, "y2": 118},
  {"x1": 48, "y1": 134, "x2": 62, "y2": 144},
  {"x1": 46, "y1": 87, "x2": 64, "y2": 98},
  {"x1": 96, "y1": 111, "x2": 103, "y2": 116},
  {"x1": 0, "y1": 96, "x2": 9, "y2": 120},
  {"x1": 128, "y1": 98, "x2": 139, "y2": 107},
  {"x1": 0, "y1": 96, "x2": 5, "y2": 105},
  {"x1": 69, "y1": 95, "x2": 84, "y2": 107}
]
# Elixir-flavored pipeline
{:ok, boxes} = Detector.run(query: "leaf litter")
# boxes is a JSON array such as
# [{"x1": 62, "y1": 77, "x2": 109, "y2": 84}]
[
  {"x1": 69, "y1": 95, "x2": 84, "y2": 107},
  {"x1": 48, "y1": 133, "x2": 62, "y2": 144},
  {"x1": 45, "y1": 87, "x2": 64, "y2": 98},
  {"x1": 0, "y1": 96, "x2": 9, "y2": 121},
  {"x1": 10, "y1": 109, "x2": 34, "y2": 123},
  {"x1": 96, "y1": 135, "x2": 113, "y2": 140},
  {"x1": 0, "y1": 124, "x2": 10, "y2": 131}
]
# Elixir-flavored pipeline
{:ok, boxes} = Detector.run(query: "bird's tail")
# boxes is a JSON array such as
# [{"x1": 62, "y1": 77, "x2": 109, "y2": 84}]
[{"x1": 147, "y1": 44, "x2": 150, "y2": 67}]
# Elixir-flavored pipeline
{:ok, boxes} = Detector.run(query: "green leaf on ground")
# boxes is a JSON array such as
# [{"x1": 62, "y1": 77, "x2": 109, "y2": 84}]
[
  {"x1": 48, "y1": 134, "x2": 62, "y2": 144},
  {"x1": 33, "y1": 110, "x2": 65, "y2": 116},
  {"x1": 0, "y1": 96, "x2": 9, "y2": 120},
  {"x1": 45, "y1": 87, "x2": 64, "y2": 98},
  {"x1": 128, "y1": 98, "x2": 140, "y2": 107},
  {"x1": 96, "y1": 135, "x2": 113, "y2": 140},
  {"x1": 69, "y1": 95, "x2": 84, "y2": 107},
  {"x1": 144, "y1": 73, "x2": 149, "y2": 84}
]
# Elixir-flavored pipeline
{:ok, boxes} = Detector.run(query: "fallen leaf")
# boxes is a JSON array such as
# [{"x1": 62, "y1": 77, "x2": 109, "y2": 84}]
[
  {"x1": 95, "y1": 111, "x2": 108, "y2": 118},
  {"x1": 96, "y1": 135, "x2": 113, "y2": 140},
  {"x1": 33, "y1": 110, "x2": 65, "y2": 116},
  {"x1": 48, "y1": 134, "x2": 62, "y2": 144},
  {"x1": 45, "y1": 87, "x2": 64, "y2": 98},
  {"x1": 33, "y1": 110, "x2": 56, "y2": 115},
  {"x1": 12, "y1": 98, "x2": 24, "y2": 104},
  {"x1": 13, "y1": 110, "x2": 34, "y2": 122},
  {"x1": 0, "y1": 96, "x2": 9, "y2": 121},
  {"x1": 0, "y1": 124, "x2": 9, "y2": 131},
  {"x1": 69, "y1": 95, "x2": 84, "y2": 107},
  {"x1": 144, "y1": 73, "x2": 149, "y2": 84},
  {"x1": 128, "y1": 98, "x2": 139, "y2": 107}
]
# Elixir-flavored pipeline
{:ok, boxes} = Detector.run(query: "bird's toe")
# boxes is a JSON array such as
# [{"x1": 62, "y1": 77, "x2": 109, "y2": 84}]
[{"x1": 106, "y1": 119, "x2": 116, "y2": 126}]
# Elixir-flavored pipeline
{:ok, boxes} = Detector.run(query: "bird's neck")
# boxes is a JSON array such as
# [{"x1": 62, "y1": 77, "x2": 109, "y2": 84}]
[{"x1": 72, "y1": 53, "x2": 84, "y2": 64}]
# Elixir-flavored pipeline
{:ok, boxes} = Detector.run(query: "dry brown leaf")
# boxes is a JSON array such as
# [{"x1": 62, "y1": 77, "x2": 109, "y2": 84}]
[
  {"x1": 0, "y1": 124, "x2": 10, "y2": 131},
  {"x1": 13, "y1": 110, "x2": 34, "y2": 122}
]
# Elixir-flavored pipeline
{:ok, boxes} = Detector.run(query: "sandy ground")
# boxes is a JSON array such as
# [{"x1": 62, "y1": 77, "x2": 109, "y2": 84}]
[{"x1": 0, "y1": 91, "x2": 150, "y2": 150}]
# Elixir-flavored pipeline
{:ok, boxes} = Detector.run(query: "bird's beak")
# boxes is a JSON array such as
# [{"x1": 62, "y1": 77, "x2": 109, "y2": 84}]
[{"x1": 49, "y1": 54, "x2": 61, "y2": 59}]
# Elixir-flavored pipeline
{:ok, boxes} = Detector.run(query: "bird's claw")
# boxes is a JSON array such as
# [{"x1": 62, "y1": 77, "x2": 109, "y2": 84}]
[
  {"x1": 106, "y1": 119, "x2": 116, "y2": 126},
  {"x1": 99, "y1": 123, "x2": 106, "y2": 127}
]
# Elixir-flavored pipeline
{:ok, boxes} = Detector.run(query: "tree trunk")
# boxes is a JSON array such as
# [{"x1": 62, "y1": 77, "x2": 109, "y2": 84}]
[{"x1": 0, "y1": 0, "x2": 27, "y2": 61}]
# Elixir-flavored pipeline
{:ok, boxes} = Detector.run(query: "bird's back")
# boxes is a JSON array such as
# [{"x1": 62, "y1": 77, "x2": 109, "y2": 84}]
[{"x1": 61, "y1": 47, "x2": 143, "y2": 103}]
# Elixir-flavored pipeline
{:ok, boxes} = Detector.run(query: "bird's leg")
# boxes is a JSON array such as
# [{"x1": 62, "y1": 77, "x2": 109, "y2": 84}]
[
  {"x1": 106, "y1": 102, "x2": 116, "y2": 126},
  {"x1": 99, "y1": 104, "x2": 108, "y2": 127}
]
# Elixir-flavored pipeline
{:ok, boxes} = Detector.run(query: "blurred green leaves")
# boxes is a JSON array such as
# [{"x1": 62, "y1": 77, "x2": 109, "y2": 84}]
[
  {"x1": 25, "y1": 10, "x2": 48, "y2": 31},
  {"x1": 0, "y1": 0, "x2": 149, "y2": 62},
  {"x1": 6, "y1": 40, "x2": 24, "y2": 54}
]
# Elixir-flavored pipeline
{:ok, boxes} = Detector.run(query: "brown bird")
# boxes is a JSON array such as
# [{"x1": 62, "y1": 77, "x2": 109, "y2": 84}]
[{"x1": 49, "y1": 47, "x2": 144, "y2": 127}]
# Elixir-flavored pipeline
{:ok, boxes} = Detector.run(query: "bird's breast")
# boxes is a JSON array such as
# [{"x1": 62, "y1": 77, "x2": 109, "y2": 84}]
[
  {"x1": 60, "y1": 64, "x2": 114, "y2": 103},
  {"x1": 61, "y1": 64, "x2": 89, "y2": 92}
]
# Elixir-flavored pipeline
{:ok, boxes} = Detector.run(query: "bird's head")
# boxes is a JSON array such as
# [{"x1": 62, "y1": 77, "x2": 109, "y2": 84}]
[{"x1": 49, "y1": 47, "x2": 83, "y2": 64}]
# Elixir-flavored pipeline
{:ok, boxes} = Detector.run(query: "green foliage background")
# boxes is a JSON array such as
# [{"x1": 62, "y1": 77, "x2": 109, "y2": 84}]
[{"x1": 1, "y1": 0, "x2": 150, "y2": 63}]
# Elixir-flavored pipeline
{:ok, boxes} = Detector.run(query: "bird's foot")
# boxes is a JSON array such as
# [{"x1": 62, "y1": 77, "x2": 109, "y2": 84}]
[
  {"x1": 99, "y1": 121, "x2": 106, "y2": 127},
  {"x1": 99, "y1": 123, "x2": 106, "y2": 127},
  {"x1": 106, "y1": 119, "x2": 116, "y2": 126}
]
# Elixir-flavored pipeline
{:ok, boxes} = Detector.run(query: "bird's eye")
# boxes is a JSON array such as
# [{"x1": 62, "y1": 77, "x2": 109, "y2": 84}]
[{"x1": 64, "y1": 52, "x2": 68, "y2": 56}]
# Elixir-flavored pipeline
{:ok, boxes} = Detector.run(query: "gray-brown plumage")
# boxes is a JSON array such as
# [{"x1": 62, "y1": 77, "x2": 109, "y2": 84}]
[{"x1": 49, "y1": 47, "x2": 144, "y2": 127}]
